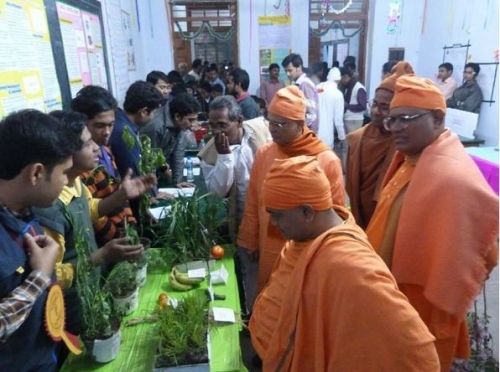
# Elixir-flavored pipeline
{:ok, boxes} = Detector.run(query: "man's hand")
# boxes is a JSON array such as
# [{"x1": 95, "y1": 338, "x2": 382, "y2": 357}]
[
  {"x1": 96, "y1": 237, "x2": 144, "y2": 265},
  {"x1": 24, "y1": 234, "x2": 59, "y2": 276},
  {"x1": 120, "y1": 168, "x2": 157, "y2": 199},
  {"x1": 214, "y1": 132, "x2": 231, "y2": 155}
]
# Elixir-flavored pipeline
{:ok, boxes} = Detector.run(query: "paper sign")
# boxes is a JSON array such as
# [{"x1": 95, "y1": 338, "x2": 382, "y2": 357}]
[
  {"x1": 188, "y1": 268, "x2": 206, "y2": 278},
  {"x1": 210, "y1": 265, "x2": 229, "y2": 285},
  {"x1": 212, "y1": 307, "x2": 236, "y2": 323},
  {"x1": 149, "y1": 206, "x2": 171, "y2": 220},
  {"x1": 183, "y1": 168, "x2": 201, "y2": 177},
  {"x1": 445, "y1": 108, "x2": 479, "y2": 139},
  {"x1": 158, "y1": 187, "x2": 196, "y2": 198}
]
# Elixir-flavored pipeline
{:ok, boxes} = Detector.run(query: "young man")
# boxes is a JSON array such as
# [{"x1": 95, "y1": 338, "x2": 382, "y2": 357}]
[
  {"x1": 146, "y1": 70, "x2": 172, "y2": 99},
  {"x1": 346, "y1": 61, "x2": 413, "y2": 229},
  {"x1": 435, "y1": 62, "x2": 457, "y2": 100},
  {"x1": 447, "y1": 62, "x2": 483, "y2": 113},
  {"x1": 109, "y1": 80, "x2": 164, "y2": 178},
  {"x1": 339, "y1": 66, "x2": 368, "y2": 134},
  {"x1": 259, "y1": 63, "x2": 284, "y2": 105},
  {"x1": 237, "y1": 86, "x2": 344, "y2": 296},
  {"x1": 206, "y1": 65, "x2": 226, "y2": 95},
  {"x1": 0, "y1": 110, "x2": 75, "y2": 371},
  {"x1": 366, "y1": 75, "x2": 498, "y2": 370},
  {"x1": 281, "y1": 53, "x2": 319, "y2": 132},
  {"x1": 198, "y1": 81, "x2": 213, "y2": 113},
  {"x1": 250, "y1": 156, "x2": 440, "y2": 371},
  {"x1": 211, "y1": 83, "x2": 223, "y2": 99},
  {"x1": 140, "y1": 93, "x2": 201, "y2": 186},
  {"x1": 35, "y1": 111, "x2": 155, "y2": 339},
  {"x1": 310, "y1": 62, "x2": 345, "y2": 149},
  {"x1": 226, "y1": 68, "x2": 260, "y2": 120},
  {"x1": 188, "y1": 58, "x2": 202, "y2": 82},
  {"x1": 72, "y1": 85, "x2": 135, "y2": 246}
]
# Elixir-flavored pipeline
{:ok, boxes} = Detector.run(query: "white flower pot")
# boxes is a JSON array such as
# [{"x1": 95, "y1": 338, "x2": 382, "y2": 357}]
[
  {"x1": 113, "y1": 288, "x2": 139, "y2": 315},
  {"x1": 90, "y1": 330, "x2": 121, "y2": 363},
  {"x1": 136, "y1": 263, "x2": 148, "y2": 287}
]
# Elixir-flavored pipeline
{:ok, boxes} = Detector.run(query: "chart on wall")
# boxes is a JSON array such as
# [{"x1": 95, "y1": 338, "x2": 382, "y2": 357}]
[
  {"x1": 56, "y1": 1, "x2": 108, "y2": 98},
  {"x1": 258, "y1": 16, "x2": 291, "y2": 83},
  {"x1": 0, "y1": 0, "x2": 62, "y2": 117}
]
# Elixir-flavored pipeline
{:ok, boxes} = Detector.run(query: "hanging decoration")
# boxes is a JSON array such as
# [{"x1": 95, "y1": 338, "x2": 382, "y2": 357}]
[
  {"x1": 320, "y1": 0, "x2": 352, "y2": 18},
  {"x1": 309, "y1": 19, "x2": 363, "y2": 38},
  {"x1": 174, "y1": 20, "x2": 233, "y2": 41},
  {"x1": 272, "y1": 0, "x2": 290, "y2": 16},
  {"x1": 386, "y1": 0, "x2": 402, "y2": 34}
]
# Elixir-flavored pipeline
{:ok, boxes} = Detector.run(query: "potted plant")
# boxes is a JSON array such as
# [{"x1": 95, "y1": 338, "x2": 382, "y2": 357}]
[
  {"x1": 74, "y1": 227, "x2": 120, "y2": 363},
  {"x1": 123, "y1": 220, "x2": 149, "y2": 286},
  {"x1": 154, "y1": 291, "x2": 209, "y2": 370},
  {"x1": 105, "y1": 261, "x2": 139, "y2": 316}
]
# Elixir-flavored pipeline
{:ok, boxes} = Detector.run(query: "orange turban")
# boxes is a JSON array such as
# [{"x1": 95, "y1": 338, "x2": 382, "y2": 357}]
[
  {"x1": 377, "y1": 61, "x2": 414, "y2": 92},
  {"x1": 263, "y1": 156, "x2": 333, "y2": 211},
  {"x1": 267, "y1": 85, "x2": 306, "y2": 121},
  {"x1": 390, "y1": 75, "x2": 446, "y2": 114}
]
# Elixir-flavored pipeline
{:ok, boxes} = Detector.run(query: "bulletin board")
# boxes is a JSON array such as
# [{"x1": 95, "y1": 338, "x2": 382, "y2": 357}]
[
  {"x1": 0, "y1": 0, "x2": 63, "y2": 117},
  {"x1": 258, "y1": 16, "x2": 291, "y2": 82}
]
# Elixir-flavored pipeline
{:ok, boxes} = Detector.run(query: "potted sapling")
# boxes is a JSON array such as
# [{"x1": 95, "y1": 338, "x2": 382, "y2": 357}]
[
  {"x1": 74, "y1": 227, "x2": 121, "y2": 363},
  {"x1": 124, "y1": 220, "x2": 149, "y2": 286},
  {"x1": 106, "y1": 261, "x2": 139, "y2": 316}
]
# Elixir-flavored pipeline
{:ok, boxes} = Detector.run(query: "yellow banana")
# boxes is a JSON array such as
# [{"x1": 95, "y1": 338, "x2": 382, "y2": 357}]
[
  {"x1": 169, "y1": 272, "x2": 192, "y2": 291},
  {"x1": 173, "y1": 268, "x2": 204, "y2": 286}
]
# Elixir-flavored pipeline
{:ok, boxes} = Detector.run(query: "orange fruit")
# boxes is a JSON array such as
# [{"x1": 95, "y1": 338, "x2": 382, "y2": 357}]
[{"x1": 211, "y1": 245, "x2": 225, "y2": 259}]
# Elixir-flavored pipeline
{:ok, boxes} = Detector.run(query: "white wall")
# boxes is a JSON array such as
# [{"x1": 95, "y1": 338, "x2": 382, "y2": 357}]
[
  {"x1": 417, "y1": 0, "x2": 499, "y2": 146},
  {"x1": 365, "y1": 0, "x2": 425, "y2": 97}
]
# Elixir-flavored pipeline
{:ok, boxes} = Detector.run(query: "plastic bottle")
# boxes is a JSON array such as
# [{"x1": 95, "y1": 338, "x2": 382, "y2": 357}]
[{"x1": 185, "y1": 156, "x2": 194, "y2": 182}]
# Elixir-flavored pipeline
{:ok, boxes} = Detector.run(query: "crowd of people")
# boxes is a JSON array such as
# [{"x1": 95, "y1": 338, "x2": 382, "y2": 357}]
[{"x1": 0, "y1": 51, "x2": 496, "y2": 372}]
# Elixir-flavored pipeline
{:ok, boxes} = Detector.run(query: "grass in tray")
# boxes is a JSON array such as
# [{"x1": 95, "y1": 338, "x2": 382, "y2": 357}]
[{"x1": 156, "y1": 290, "x2": 209, "y2": 367}]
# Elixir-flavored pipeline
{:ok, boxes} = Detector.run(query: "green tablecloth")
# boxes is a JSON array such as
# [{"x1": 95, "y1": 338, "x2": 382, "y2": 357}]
[{"x1": 62, "y1": 254, "x2": 245, "y2": 371}]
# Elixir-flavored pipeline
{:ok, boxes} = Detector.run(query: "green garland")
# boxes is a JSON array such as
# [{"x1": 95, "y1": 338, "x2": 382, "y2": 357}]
[
  {"x1": 309, "y1": 19, "x2": 364, "y2": 38},
  {"x1": 174, "y1": 20, "x2": 233, "y2": 41}
]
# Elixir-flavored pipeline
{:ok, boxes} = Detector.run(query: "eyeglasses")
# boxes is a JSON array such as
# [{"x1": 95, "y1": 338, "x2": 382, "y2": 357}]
[
  {"x1": 383, "y1": 112, "x2": 431, "y2": 131},
  {"x1": 265, "y1": 116, "x2": 292, "y2": 129},
  {"x1": 368, "y1": 100, "x2": 390, "y2": 114}
]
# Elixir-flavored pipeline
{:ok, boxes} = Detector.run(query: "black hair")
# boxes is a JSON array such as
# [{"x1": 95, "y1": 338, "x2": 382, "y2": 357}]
[
  {"x1": 49, "y1": 110, "x2": 87, "y2": 151},
  {"x1": 340, "y1": 67, "x2": 354, "y2": 77},
  {"x1": 146, "y1": 70, "x2": 169, "y2": 85},
  {"x1": 211, "y1": 84, "x2": 224, "y2": 93},
  {"x1": 171, "y1": 81, "x2": 187, "y2": 96},
  {"x1": 282, "y1": 53, "x2": 303, "y2": 68},
  {"x1": 169, "y1": 93, "x2": 201, "y2": 118},
  {"x1": 311, "y1": 62, "x2": 325, "y2": 78},
  {"x1": 343, "y1": 56, "x2": 356, "y2": 66},
  {"x1": 332, "y1": 60, "x2": 340, "y2": 68},
  {"x1": 123, "y1": 81, "x2": 164, "y2": 113},
  {"x1": 192, "y1": 59, "x2": 202, "y2": 69},
  {"x1": 71, "y1": 85, "x2": 117, "y2": 120},
  {"x1": 206, "y1": 65, "x2": 218, "y2": 73},
  {"x1": 167, "y1": 70, "x2": 183, "y2": 85},
  {"x1": 465, "y1": 62, "x2": 480, "y2": 74},
  {"x1": 230, "y1": 68, "x2": 251, "y2": 91},
  {"x1": 0, "y1": 109, "x2": 77, "y2": 180},
  {"x1": 199, "y1": 81, "x2": 212, "y2": 92},
  {"x1": 269, "y1": 63, "x2": 280, "y2": 71},
  {"x1": 344, "y1": 62, "x2": 356, "y2": 72},
  {"x1": 251, "y1": 95, "x2": 266, "y2": 110},
  {"x1": 438, "y1": 62, "x2": 454, "y2": 72},
  {"x1": 382, "y1": 60, "x2": 397, "y2": 75}
]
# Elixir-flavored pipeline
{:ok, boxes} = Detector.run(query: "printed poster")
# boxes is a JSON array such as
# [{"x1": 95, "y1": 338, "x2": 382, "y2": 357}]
[{"x1": 258, "y1": 16, "x2": 291, "y2": 82}]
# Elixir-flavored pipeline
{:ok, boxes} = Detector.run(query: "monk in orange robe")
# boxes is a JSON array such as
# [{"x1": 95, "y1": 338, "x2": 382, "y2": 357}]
[
  {"x1": 237, "y1": 86, "x2": 344, "y2": 297},
  {"x1": 366, "y1": 75, "x2": 499, "y2": 371},
  {"x1": 346, "y1": 61, "x2": 413, "y2": 229},
  {"x1": 250, "y1": 156, "x2": 440, "y2": 371}
]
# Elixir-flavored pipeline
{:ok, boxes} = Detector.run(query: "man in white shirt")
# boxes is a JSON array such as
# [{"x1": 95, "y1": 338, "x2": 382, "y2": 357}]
[
  {"x1": 310, "y1": 63, "x2": 345, "y2": 149},
  {"x1": 435, "y1": 62, "x2": 458, "y2": 100},
  {"x1": 198, "y1": 95, "x2": 271, "y2": 314}
]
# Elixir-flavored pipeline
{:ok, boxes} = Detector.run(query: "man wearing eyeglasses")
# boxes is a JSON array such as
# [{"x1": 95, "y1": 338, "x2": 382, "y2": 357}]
[
  {"x1": 198, "y1": 95, "x2": 271, "y2": 314},
  {"x1": 366, "y1": 75, "x2": 498, "y2": 371},
  {"x1": 345, "y1": 61, "x2": 413, "y2": 229},
  {"x1": 238, "y1": 86, "x2": 345, "y2": 303}
]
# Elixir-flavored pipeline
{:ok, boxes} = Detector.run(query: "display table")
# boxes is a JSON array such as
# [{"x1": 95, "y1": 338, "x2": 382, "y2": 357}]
[
  {"x1": 466, "y1": 146, "x2": 499, "y2": 195},
  {"x1": 62, "y1": 254, "x2": 245, "y2": 371}
]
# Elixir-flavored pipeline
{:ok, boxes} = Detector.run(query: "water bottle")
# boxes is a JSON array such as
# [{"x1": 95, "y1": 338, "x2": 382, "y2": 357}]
[
  {"x1": 186, "y1": 156, "x2": 194, "y2": 182},
  {"x1": 199, "y1": 137, "x2": 206, "y2": 150}
]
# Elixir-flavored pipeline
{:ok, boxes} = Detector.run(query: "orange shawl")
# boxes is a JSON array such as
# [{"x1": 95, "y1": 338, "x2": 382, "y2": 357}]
[
  {"x1": 346, "y1": 123, "x2": 395, "y2": 228},
  {"x1": 252, "y1": 209, "x2": 439, "y2": 371},
  {"x1": 238, "y1": 129, "x2": 344, "y2": 290},
  {"x1": 276, "y1": 126, "x2": 329, "y2": 156},
  {"x1": 369, "y1": 130, "x2": 498, "y2": 317}
]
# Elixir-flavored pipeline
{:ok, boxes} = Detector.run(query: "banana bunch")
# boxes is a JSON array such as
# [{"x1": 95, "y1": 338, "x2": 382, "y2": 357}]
[{"x1": 168, "y1": 267, "x2": 204, "y2": 291}]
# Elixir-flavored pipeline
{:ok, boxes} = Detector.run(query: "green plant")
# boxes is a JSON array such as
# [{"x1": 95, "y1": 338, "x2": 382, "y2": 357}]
[
  {"x1": 105, "y1": 261, "x2": 138, "y2": 298},
  {"x1": 145, "y1": 249, "x2": 168, "y2": 272},
  {"x1": 74, "y1": 225, "x2": 115, "y2": 341},
  {"x1": 156, "y1": 291, "x2": 209, "y2": 366},
  {"x1": 123, "y1": 219, "x2": 140, "y2": 245},
  {"x1": 149, "y1": 192, "x2": 227, "y2": 266}
]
